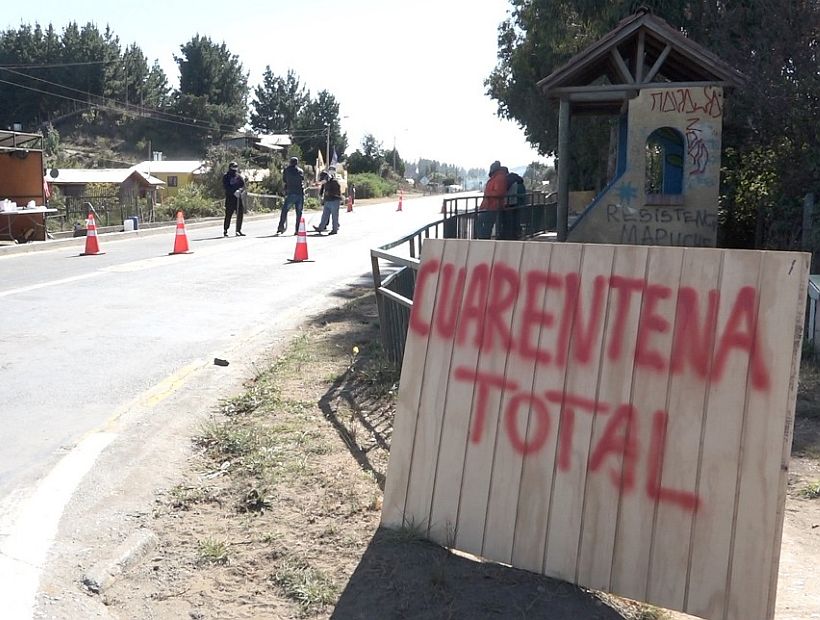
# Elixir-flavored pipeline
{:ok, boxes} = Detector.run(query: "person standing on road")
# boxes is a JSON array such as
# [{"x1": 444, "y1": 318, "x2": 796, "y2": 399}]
[
  {"x1": 223, "y1": 161, "x2": 246, "y2": 237},
  {"x1": 313, "y1": 171, "x2": 342, "y2": 235},
  {"x1": 477, "y1": 160, "x2": 508, "y2": 239},
  {"x1": 349, "y1": 183, "x2": 356, "y2": 209},
  {"x1": 278, "y1": 156, "x2": 305, "y2": 235}
]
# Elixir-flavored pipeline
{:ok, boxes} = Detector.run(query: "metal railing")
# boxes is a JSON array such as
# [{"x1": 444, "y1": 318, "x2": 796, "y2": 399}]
[{"x1": 371, "y1": 192, "x2": 558, "y2": 368}]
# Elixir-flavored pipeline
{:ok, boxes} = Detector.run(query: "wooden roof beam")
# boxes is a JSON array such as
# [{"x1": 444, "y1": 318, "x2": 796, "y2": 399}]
[
  {"x1": 610, "y1": 49, "x2": 635, "y2": 84},
  {"x1": 644, "y1": 44, "x2": 672, "y2": 83}
]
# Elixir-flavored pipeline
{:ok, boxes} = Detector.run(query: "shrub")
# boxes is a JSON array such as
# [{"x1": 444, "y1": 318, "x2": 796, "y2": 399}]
[
  {"x1": 159, "y1": 183, "x2": 221, "y2": 220},
  {"x1": 348, "y1": 173, "x2": 396, "y2": 199}
]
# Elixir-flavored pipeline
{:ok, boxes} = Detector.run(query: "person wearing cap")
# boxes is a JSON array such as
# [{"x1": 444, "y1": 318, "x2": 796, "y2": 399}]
[
  {"x1": 477, "y1": 160, "x2": 508, "y2": 239},
  {"x1": 313, "y1": 171, "x2": 342, "y2": 235},
  {"x1": 222, "y1": 161, "x2": 246, "y2": 237},
  {"x1": 278, "y1": 156, "x2": 305, "y2": 235}
]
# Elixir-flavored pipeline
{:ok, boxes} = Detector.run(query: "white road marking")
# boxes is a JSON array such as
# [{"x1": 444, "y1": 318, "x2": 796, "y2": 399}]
[{"x1": 0, "y1": 272, "x2": 99, "y2": 299}]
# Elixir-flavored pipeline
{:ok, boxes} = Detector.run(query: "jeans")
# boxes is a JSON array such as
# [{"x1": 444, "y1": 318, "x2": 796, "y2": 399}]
[
  {"x1": 278, "y1": 193, "x2": 304, "y2": 233},
  {"x1": 316, "y1": 199, "x2": 341, "y2": 232}
]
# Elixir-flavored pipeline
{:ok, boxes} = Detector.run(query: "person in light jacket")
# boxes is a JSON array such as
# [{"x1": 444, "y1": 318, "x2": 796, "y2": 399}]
[{"x1": 477, "y1": 160, "x2": 508, "y2": 239}]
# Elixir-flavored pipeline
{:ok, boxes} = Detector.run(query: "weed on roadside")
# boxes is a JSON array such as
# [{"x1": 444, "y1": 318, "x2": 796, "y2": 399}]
[
  {"x1": 271, "y1": 558, "x2": 337, "y2": 612},
  {"x1": 197, "y1": 538, "x2": 229, "y2": 565},
  {"x1": 799, "y1": 481, "x2": 820, "y2": 499}
]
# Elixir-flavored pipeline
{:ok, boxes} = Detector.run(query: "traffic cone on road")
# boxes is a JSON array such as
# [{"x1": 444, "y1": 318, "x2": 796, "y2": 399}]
[
  {"x1": 169, "y1": 211, "x2": 192, "y2": 255},
  {"x1": 292, "y1": 217, "x2": 309, "y2": 262},
  {"x1": 80, "y1": 212, "x2": 104, "y2": 256},
  {"x1": 396, "y1": 191, "x2": 403, "y2": 212}
]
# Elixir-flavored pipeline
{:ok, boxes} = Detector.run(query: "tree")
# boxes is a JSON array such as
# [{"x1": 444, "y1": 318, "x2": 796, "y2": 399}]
[
  {"x1": 487, "y1": 0, "x2": 820, "y2": 250},
  {"x1": 250, "y1": 68, "x2": 308, "y2": 133},
  {"x1": 172, "y1": 35, "x2": 248, "y2": 149},
  {"x1": 293, "y1": 89, "x2": 348, "y2": 165}
]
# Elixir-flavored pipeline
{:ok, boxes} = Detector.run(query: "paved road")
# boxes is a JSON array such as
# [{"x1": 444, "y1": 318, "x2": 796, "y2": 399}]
[{"x1": 0, "y1": 195, "x2": 442, "y2": 539}]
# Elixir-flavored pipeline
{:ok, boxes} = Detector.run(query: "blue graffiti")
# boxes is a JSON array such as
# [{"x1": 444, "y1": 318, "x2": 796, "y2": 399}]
[{"x1": 616, "y1": 182, "x2": 638, "y2": 205}]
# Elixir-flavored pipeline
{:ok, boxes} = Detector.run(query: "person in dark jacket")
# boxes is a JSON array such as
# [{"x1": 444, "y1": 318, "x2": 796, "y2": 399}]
[
  {"x1": 313, "y1": 171, "x2": 342, "y2": 234},
  {"x1": 222, "y1": 161, "x2": 245, "y2": 237},
  {"x1": 277, "y1": 156, "x2": 305, "y2": 234},
  {"x1": 499, "y1": 171, "x2": 526, "y2": 240}
]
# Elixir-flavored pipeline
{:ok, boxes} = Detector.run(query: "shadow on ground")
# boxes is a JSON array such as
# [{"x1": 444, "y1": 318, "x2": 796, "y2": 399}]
[{"x1": 331, "y1": 527, "x2": 626, "y2": 620}]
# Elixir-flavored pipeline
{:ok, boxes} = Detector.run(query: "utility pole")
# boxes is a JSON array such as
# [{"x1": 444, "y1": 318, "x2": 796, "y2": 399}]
[{"x1": 326, "y1": 123, "x2": 331, "y2": 171}]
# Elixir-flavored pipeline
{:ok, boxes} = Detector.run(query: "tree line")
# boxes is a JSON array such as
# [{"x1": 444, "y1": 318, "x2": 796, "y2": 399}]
[{"x1": 0, "y1": 22, "x2": 346, "y2": 164}]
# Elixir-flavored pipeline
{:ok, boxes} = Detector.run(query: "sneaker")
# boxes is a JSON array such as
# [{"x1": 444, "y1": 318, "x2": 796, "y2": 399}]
[
  {"x1": 328, "y1": 230, "x2": 338, "y2": 235},
  {"x1": 223, "y1": 231, "x2": 229, "y2": 237},
  {"x1": 236, "y1": 231, "x2": 246, "y2": 236},
  {"x1": 312, "y1": 225, "x2": 323, "y2": 233},
  {"x1": 276, "y1": 228, "x2": 285, "y2": 235}
]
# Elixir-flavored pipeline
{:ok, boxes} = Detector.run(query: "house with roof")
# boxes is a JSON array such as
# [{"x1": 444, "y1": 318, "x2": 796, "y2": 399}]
[
  {"x1": 48, "y1": 167, "x2": 164, "y2": 201},
  {"x1": 131, "y1": 160, "x2": 205, "y2": 197}
]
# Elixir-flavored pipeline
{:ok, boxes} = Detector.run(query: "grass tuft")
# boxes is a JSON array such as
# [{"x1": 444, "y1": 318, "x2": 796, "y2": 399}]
[
  {"x1": 197, "y1": 538, "x2": 229, "y2": 565},
  {"x1": 798, "y1": 480, "x2": 820, "y2": 499},
  {"x1": 271, "y1": 559, "x2": 337, "y2": 611}
]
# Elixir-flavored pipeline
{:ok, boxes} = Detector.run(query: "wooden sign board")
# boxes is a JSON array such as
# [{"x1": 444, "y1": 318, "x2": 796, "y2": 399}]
[{"x1": 382, "y1": 239, "x2": 809, "y2": 620}]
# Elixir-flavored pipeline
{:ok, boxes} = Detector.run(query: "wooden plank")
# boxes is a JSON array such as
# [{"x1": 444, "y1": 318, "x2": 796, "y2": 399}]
[
  {"x1": 685, "y1": 250, "x2": 763, "y2": 619},
  {"x1": 403, "y1": 239, "x2": 471, "y2": 534},
  {"x1": 381, "y1": 239, "x2": 447, "y2": 528},
  {"x1": 576, "y1": 244, "x2": 649, "y2": 591},
  {"x1": 543, "y1": 243, "x2": 616, "y2": 581},
  {"x1": 510, "y1": 243, "x2": 583, "y2": 572},
  {"x1": 768, "y1": 255, "x2": 809, "y2": 619},
  {"x1": 727, "y1": 252, "x2": 808, "y2": 620},
  {"x1": 483, "y1": 241, "x2": 551, "y2": 562},
  {"x1": 645, "y1": 247, "x2": 722, "y2": 609},
  {"x1": 610, "y1": 246, "x2": 684, "y2": 601},
  {"x1": 426, "y1": 240, "x2": 491, "y2": 546},
  {"x1": 454, "y1": 241, "x2": 523, "y2": 557}
]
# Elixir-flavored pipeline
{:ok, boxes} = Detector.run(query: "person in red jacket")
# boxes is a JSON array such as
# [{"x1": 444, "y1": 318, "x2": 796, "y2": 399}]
[{"x1": 477, "y1": 160, "x2": 508, "y2": 239}]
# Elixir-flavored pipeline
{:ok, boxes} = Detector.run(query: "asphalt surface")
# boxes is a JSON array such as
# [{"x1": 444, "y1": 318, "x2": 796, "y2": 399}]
[{"x1": 0, "y1": 195, "x2": 443, "y2": 516}]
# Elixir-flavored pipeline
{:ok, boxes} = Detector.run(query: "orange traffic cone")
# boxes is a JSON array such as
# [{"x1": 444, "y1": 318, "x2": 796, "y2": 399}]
[
  {"x1": 292, "y1": 216, "x2": 309, "y2": 262},
  {"x1": 396, "y1": 190, "x2": 403, "y2": 212},
  {"x1": 169, "y1": 211, "x2": 192, "y2": 255},
  {"x1": 80, "y1": 212, "x2": 104, "y2": 256},
  {"x1": 346, "y1": 196, "x2": 353, "y2": 213}
]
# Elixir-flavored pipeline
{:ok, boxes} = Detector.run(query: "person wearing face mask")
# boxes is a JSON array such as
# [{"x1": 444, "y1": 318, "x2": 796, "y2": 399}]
[{"x1": 222, "y1": 161, "x2": 246, "y2": 237}]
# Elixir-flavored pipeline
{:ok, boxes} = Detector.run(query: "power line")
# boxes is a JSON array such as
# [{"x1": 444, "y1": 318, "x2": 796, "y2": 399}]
[{"x1": 0, "y1": 60, "x2": 116, "y2": 69}]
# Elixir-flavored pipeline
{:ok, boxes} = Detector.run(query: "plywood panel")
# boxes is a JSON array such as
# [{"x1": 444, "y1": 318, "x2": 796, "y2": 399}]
[
  {"x1": 646, "y1": 247, "x2": 722, "y2": 610},
  {"x1": 381, "y1": 239, "x2": 446, "y2": 528},
  {"x1": 685, "y1": 251, "x2": 763, "y2": 620},
  {"x1": 543, "y1": 243, "x2": 615, "y2": 581},
  {"x1": 427, "y1": 240, "x2": 489, "y2": 546},
  {"x1": 381, "y1": 241, "x2": 808, "y2": 620},
  {"x1": 611, "y1": 246, "x2": 685, "y2": 601},
  {"x1": 577, "y1": 244, "x2": 648, "y2": 591},
  {"x1": 403, "y1": 239, "x2": 472, "y2": 534},
  {"x1": 454, "y1": 241, "x2": 521, "y2": 557},
  {"x1": 510, "y1": 243, "x2": 583, "y2": 573},
  {"x1": 727, "y1": 252, "x2": 809, "y2": 620},
  {"x1": 483, "y1": 241, "x2": 553, "y2": 563}
]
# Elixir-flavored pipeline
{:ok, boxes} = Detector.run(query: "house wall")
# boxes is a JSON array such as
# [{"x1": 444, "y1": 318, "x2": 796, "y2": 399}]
[
  {"x1": 153, "y1": 172, "x2": 195, "y2": 196},
  {"x1": 568, "y1": 85, "x2": 723, "y2": 247}
]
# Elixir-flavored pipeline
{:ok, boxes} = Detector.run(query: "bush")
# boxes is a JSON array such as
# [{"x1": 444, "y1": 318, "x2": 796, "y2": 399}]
[
  {"x1": 348, "y1": 173, "x2": 396, "y2": 199},
  {"x1": 159, "y1": 183, "x2": 221, "y2": 220}
]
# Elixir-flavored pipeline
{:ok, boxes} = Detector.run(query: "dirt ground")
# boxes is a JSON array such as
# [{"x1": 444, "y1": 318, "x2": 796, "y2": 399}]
[{"x1": 98, "y1": 287, "x2": 820, "y2": 620}]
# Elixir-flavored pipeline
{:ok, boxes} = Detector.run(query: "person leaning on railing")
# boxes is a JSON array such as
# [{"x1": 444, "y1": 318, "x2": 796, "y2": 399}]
[{"x1": 477, "y1": 160, "x2": 508, "y2": 239}]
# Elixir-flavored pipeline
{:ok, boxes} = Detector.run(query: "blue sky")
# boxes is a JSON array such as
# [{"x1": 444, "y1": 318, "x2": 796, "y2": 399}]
[{"x1": 5, "y1": 0, "x2": 548, "y2": 170}]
